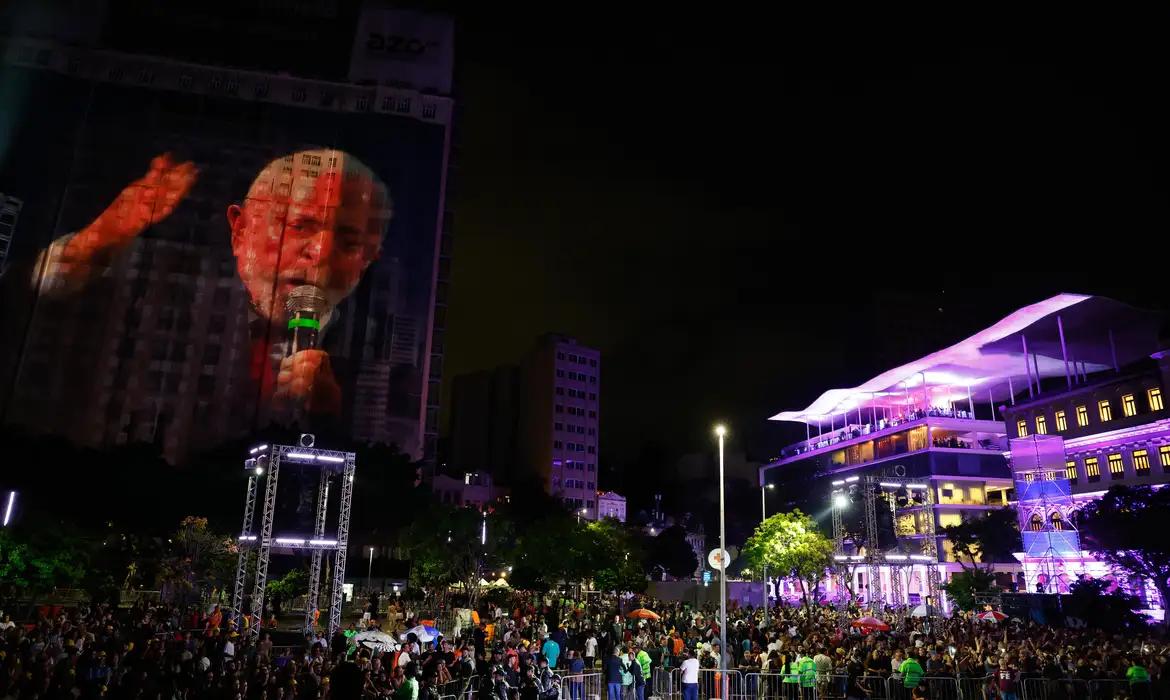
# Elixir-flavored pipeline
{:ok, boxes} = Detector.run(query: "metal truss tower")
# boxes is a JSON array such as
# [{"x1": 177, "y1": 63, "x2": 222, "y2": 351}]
[{"x1": 235, "y1": 436, "x2": 357, "y2": 641}]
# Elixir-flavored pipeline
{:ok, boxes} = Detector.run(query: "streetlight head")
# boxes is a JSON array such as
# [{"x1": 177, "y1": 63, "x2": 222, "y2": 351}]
[
  {"x1": 833, "y1": 493, "x2": 850, "y2": 509},
  {"x1": 714, "y1": 424, "x2": 727, "y2": 438},
  {"x1": 765, "y1": 484, "x2": 775, "y2": 490}
]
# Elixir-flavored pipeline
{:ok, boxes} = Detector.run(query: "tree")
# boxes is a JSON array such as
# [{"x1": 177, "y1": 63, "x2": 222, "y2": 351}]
[
  {"x1": 0, "y1": 526, "x2": 85, "y2": 597},
  {"x1": 1063, "y1": 578, "x2": 1145, "y2": 631},
  {"x1": 741, "y1": 510, "x2": 833, "y2": 607},
  {"x1": 585, "y1": 519, "x2": 647, "y2": 593},
  {"x1": 510, "y1": 512, "x2": 591, "y2": 591},
  {"x1": 401, "y1": 503, "x2": 513, "y2": 607},
  {"x1": 643, "y1": 526, "x2": 698, "y2": 580},
  {"x1": 266, "y1": 568, "x2": 308, "y2": 618},
  {"x1": 940, "y1": 569, "x2": 997, "y2": 611},
  {"x1": 942, "y1": 508, "x2": 1021, "y2": 573},
  {"x1": 1079, "y1": 485, "x2": 1170, "y2": 613},
  {"x1": 158, "y1": 516, "x2": 236, "y2": 604}
]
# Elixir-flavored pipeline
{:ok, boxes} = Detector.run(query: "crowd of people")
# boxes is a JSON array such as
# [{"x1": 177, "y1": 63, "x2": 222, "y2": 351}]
[{"x1": 3, "y1": 593, "x2": 1169, "y2": 700}]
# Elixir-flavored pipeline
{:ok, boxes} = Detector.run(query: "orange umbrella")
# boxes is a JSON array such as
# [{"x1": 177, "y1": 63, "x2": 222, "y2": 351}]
[
  {"x1": 851, "y1": 616, "x2": 890, "y2": 631},
  {"x1": 627, "y1": 609, "x2": 660, "y2": 620}
]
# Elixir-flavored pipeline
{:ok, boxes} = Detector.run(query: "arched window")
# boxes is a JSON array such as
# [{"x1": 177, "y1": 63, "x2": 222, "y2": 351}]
[
  {"x1": 1030, "y1": 512, "x2": 1044, "y2": 532},
  {"x1": 1050, "y1": 511, "x2": 1064, "y2": 531}
]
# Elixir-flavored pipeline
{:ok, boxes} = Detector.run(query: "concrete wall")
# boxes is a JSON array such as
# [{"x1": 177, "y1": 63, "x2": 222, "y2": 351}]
[{"x1": 646, "y1": 580, "x2": 765, "y2": 608}]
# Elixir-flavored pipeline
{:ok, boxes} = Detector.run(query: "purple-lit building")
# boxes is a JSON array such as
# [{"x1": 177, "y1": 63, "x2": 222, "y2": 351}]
[{"x1": 761, "y1": 293, "x2": 1168, "y2": 612}]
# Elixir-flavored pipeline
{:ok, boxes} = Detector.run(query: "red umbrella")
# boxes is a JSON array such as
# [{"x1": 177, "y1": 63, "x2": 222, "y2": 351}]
[
  {"x1": 975, "y1": 610, "x2": 1007, "y2": 622},
  {"x1": 851, "y1": 616, "x2": 890, "y2": 631},
  {"x1": 627, "y1": 609, "x2": 660, "y2": 620}
]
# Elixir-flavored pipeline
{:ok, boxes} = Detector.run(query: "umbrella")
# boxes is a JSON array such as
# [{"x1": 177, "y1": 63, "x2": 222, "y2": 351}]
[
  {"x1": 354, "y1": 630, "x2": 398, "y2": 653},
  {"x1": 627, "y1": 609, "x2": 660, "y2": 621},
  {"x1": 974, "y1": 610, "x2": 1007, "y2": 622},
  {"x1": 401, "y1": 624, "x2": 436, "y2": 643},
  {"x1": 851, "y1": 616, "x2": 890, "y2": 631},
  {"x1": 910, "y1": 604, "x2": 939, "y2": 618}
]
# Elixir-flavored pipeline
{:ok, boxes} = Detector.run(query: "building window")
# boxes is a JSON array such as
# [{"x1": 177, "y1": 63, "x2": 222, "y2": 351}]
[
  {"x1": 1029, "y1": 513, "x2": 1043, "y2": 531},
  {"x1": 1149, "y1": 388, "x2": 1164, "y2": 411},
  {"x1": 1016, "y1": 420, "x2": 1028, "y2": 438},
  {"x1": 1055, "y1": 410, "x2": 1067, "y2": 432},
  {"x1": 1065, "y1": 460, "x2": 1078, "y2": 485},
  {"x1": 555, "y1": 387, "x2": 564, "y2": 396},
  {"x1": 553, "y1": 441, "x2": 562, "y2": 449},
  {"x1": 1085, "y1": 457, "x2": 1100, "y2": 482},
  {"x1": 555, "y1": 404, "x2": 563, "y2": 413},
  {"x1": 1107, "y1": 453, "x2": 1124, "y2": 480},
  {"x1": 1076, "y1": 405, "x2": 1089, "y2": 427},
  {"x1": 1035, "y1": 416, "x2": 1048, "y2": 435},
  {"x1": 1050, "y1": 511, "x2": 1064, "y2": 531},
  {"x1": 1122, "y1": 394, "x2": 1137, "y2": 417},
  {"x1": 1133, "y1": 449, "x2": 1151, "y2": 476},
  {"x1": 554, "y1": 422, "x2": 563, "y2": 431},
  {"x1": 556, "y1": 369, "x2": 564, "y2": 377},
  {"x1": 1098, "y1": 400, "x2": 1113, "y2": 422}
]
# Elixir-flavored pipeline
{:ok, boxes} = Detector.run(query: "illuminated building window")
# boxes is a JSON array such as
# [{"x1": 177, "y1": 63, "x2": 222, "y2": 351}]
[
  {"x1": 1108, "y1": 453, "x2": 1124, "y2": 480},
  {"x1": 1023, "y1": 472, "x2": 1035, "y2": 483},
  {"x1": 1133, "y1": 450, "x2": 1150, "y2": 476},
  {"x1": 1055, "y1": 411, "x2": 1067, "y2": 432},
  {"x1": 1029, "y1": 513, "x2": 1043, "y2": 531},
  {"x1": 1035, "y1": 416, "x2": 1048, "y2": 435},
  {"x1": 1065, "y1": 461, "x2": 1078, "y2": 484},
  {"x1": 1085, "y1": 457, "x2": 1101, "y2": 483},
  {"x1": 1161, "y1": 446, "x2": 1170, "y2": 472},
  {"x1": 1016, "y1": 420, "x2": 1028, "y2": 438},
  {"x1": 1098, "y1": 400, "x2": 1112, "y2": 422},
  {"x1": 1150, "y1": 388, "x2": 1164, "y2": 411},
  {"x1": 1076, "y1": 405, "x2": 1089, "y2": 427},
  {"x1": 1050, "y1": 511, "x2": 1064, "y2": 531},
  {"x1": 1122, "y1": 394, "x2": 1137, "y2": 417}
]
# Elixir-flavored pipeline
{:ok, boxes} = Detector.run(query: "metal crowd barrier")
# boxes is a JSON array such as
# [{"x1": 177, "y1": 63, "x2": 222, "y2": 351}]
[
  {"x1": 437, "y1": 675, "x2": 479, "y2": 700},
  {"x1": 651, "y1": 667, "x2": 678, "y2": 700},
  {"x1": 558, "y1": 673, "x2": 604, "y2": 700},
  {"x1": 1019, "y1": 676, "x2": 1143, "y2": 700},
  {"x1": 884, "y1": 676, "x2": 961, "y2": 700}
]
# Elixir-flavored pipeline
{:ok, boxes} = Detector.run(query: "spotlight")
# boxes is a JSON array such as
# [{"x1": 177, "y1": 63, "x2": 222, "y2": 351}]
[
  {"x1": 833, "y1": 493, "x2": 849, "y2": 509},
  {"x1": 299, "y1": 433, "x2": 316, "y2": 448}
]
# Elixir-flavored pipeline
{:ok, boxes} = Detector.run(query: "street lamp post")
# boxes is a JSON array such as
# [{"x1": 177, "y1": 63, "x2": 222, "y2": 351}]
[
  {"x1": 715, "y1": 424, "x2": 728, "y2": 675},
  {"x1": 761, "y1": 483, "x2": 774, "y2": 628}
]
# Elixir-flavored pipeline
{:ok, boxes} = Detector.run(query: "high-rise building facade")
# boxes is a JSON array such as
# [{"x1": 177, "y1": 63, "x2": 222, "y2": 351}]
[
  {"x1": 0, "y1": 1, "x2": 455, "y2": 464},
  {"x1": 449, "y1": 335, "x2": 603, "y2": 515},
  {"x1": 448, "y1": 366, "x2": 520, "y2": 480},
  {"x1": 520, "y1": 335, "x2": 601, "y2": 516},
  {"x1": 0, "y1": 194, "x2": 20, "y2": 276}
]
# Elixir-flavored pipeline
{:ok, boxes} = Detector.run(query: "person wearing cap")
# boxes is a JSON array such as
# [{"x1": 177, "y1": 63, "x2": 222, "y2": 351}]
[{"x1": 486, "y1": 666, "x2": 510, "y2": 700}]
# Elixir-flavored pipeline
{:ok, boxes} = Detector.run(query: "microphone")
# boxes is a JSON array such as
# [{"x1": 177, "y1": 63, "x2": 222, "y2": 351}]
[{"x1": 285, "y1": 285, "x2": 328, "y2": 355}]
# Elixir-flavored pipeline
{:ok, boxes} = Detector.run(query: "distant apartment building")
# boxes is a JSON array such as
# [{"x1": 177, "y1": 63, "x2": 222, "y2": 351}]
[{"x1": 449, "y1": 334, "x2": 606, "y2": 517}]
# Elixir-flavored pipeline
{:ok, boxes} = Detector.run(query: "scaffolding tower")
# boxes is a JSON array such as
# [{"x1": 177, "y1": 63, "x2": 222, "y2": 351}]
[
  {"x1": 1010, "y1": 435, "x2": 1079, "y2": 593},
  {"x1": 831, "y1": 474, "x2": 942, "y2": 614},
  {"x1": 232, "y1": 436, "x2": 356, "y2": 640}
]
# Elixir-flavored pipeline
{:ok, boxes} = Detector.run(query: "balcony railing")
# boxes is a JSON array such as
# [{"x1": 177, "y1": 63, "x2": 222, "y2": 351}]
[{"x1": 771, "y1": 408, "x2": 995, "y2": 463}]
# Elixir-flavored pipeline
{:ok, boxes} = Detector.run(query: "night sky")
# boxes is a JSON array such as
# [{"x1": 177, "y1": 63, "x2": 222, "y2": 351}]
[{"x1": 435, "y1": 13, "x2": 1166, "y2": 507}]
